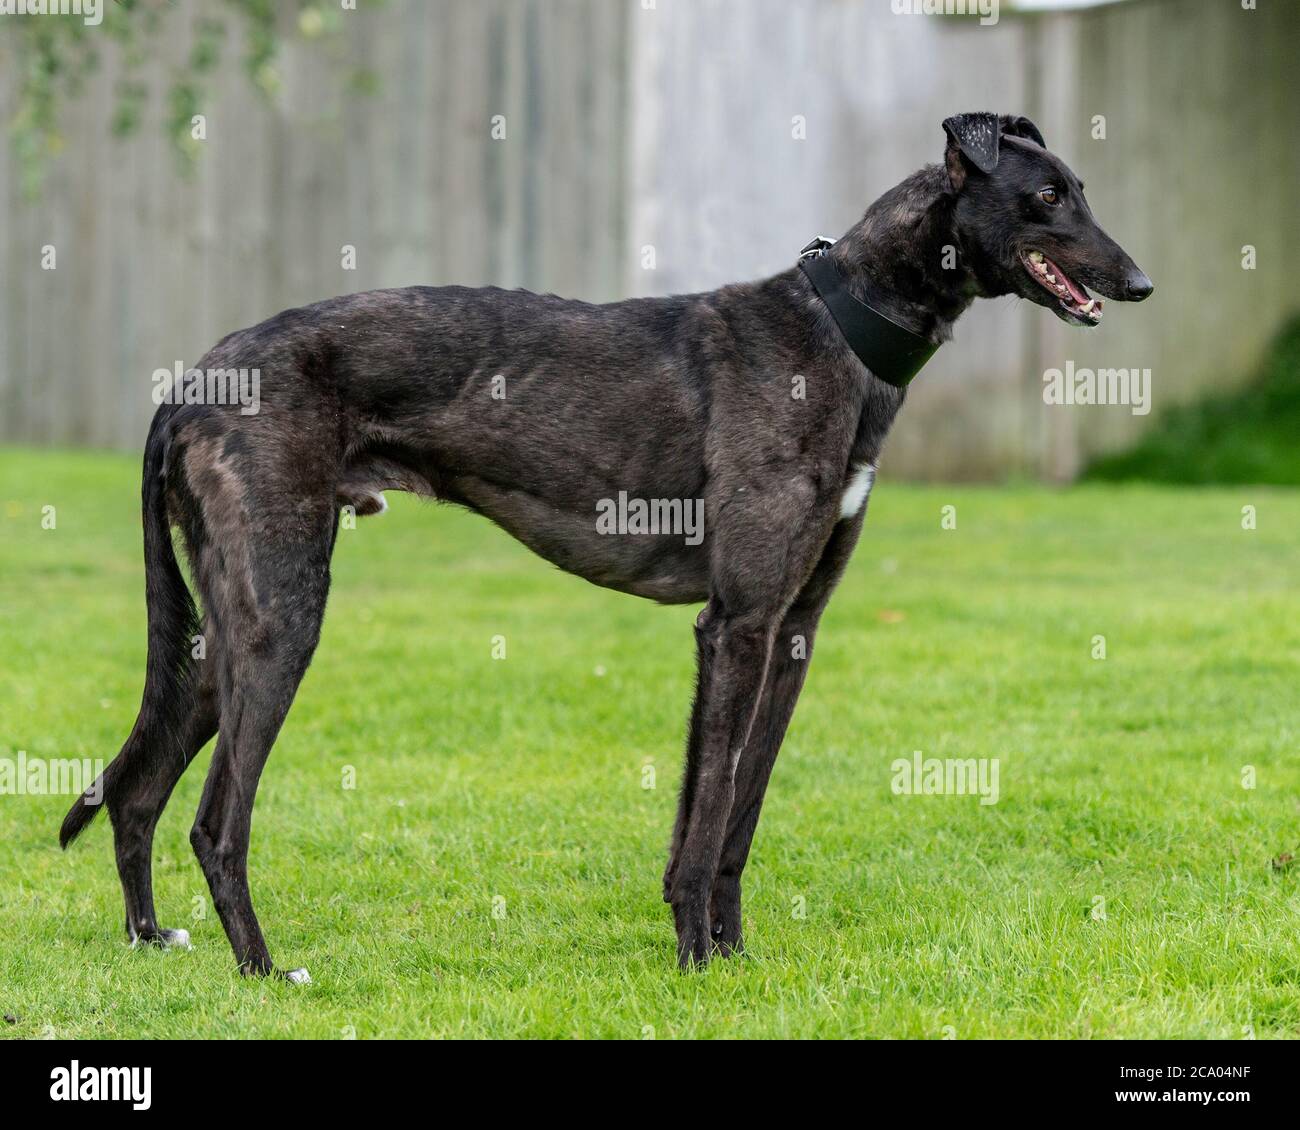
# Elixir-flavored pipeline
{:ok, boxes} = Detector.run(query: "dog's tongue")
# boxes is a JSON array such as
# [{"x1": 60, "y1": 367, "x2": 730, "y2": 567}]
[{"x1": 1046, "y1": 256, "x2": 1089, "y2": 305}]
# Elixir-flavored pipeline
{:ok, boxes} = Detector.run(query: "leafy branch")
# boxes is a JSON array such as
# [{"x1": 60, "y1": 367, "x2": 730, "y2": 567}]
[{"x1": 2, "y1": 0, "x2": 376, "y2": 197}]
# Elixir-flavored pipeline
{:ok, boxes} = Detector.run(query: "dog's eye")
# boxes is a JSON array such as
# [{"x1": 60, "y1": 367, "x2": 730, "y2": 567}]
[{"x1": 1039, "y1": 186, "x2": 1060, "y2": 206}]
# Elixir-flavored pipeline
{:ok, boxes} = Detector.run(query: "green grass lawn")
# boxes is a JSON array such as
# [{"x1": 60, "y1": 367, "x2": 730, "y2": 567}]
[{"x1": 2, "y1": 448, "x2": 1299, "y2": 1039}]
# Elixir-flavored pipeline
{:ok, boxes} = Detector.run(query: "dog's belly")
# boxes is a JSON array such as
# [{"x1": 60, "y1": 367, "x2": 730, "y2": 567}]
[
  {"x1": 444, "y1": 470, "x2": 711, "y2": 604},
  {"x1": 334, "y1": 447, "x2": 710, "y2": 603}
]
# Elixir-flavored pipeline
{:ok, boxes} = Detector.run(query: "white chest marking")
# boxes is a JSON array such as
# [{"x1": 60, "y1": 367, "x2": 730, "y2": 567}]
[{"x1": 839, "y1": 462, "x2": 877, "y2": 520}]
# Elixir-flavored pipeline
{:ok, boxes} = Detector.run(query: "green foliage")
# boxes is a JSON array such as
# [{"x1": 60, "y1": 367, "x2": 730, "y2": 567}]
[
  {"x1": 1, "y1": 1, "x2": 378, "y2": 195},
  {"x1": 1086, "y1": 316, "x2": 1300, "y2": 485},
  {"x1": 2, "y1": 451, "x2": 1299, "y2": 1037}
]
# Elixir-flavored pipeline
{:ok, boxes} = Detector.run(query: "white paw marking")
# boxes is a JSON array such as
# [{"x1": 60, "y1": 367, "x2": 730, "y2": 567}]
[
  {"x1": 284, "y1": 967, "x2": 312, "y2": 985},
  {"x1": 129, "y1": 927, "x2": 191, "y2": 950},
  {"x1": 839, "y1": 462, "x2": 877, "y2": 520},
  {"x1": 371, "y1": 492, "x2": 388, "y2": 514}
]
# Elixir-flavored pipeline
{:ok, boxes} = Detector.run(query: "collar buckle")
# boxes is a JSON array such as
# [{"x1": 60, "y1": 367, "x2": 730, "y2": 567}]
[{"x1": 799, "y1": 236, "x2": 837, "y2": 262}]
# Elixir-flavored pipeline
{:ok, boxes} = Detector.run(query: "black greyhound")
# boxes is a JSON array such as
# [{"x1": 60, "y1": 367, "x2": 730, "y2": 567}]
[{"x1": 61, "y1": 112, "x2": 1152, "y2": 976}]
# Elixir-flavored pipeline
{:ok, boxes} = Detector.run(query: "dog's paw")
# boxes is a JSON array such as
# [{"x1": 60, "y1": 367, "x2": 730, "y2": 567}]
[
  {"x1": 281, "y1": 967, "x2": 312, "y2": 985},
  {"x1": 672, "y1": 904, "x2": 715, "y2": 970},
  {"x1": 130, "y1": 927, "x2": 192, "y2": 951},
  {"x1": 709, "y1": 879, "x2": 743, "y2": 957},
  {"x1": 710, "y1": 918, "x2": 744, "y2": 958},
  {"x1": 676, "y1": 927, "x2": 714, "y2": 970}
]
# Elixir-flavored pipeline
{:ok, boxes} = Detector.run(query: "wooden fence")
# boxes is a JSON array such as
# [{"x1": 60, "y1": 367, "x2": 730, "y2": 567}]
[{"x1": 1, "y1": 0, "x2": 1296, "y2": 479}]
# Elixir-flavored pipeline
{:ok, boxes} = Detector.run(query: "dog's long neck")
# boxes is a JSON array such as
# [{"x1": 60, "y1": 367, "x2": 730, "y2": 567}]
[{"x1": 828, "y1": 165, "x2": 978, "y2": 345}]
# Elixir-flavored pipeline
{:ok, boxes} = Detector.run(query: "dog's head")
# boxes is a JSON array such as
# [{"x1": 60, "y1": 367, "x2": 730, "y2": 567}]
[{"x1": 942, "y1": 112, "x2": 1152, "y2": 327}]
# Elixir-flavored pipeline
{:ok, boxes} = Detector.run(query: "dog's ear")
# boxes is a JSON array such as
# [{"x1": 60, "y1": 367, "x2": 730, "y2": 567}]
[
  {"x1": 942, "y1": 112, "x2": 1001, "y2": 190},
  {"x1": 999, "y1": 114, "x2": 1047, "y2": 149}
]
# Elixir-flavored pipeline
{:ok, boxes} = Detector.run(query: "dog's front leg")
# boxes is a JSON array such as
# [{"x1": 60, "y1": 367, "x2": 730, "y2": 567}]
[
  {"x1": 706, "y1": 644, "x2": 807, "y2": 957},
  {"x1": 709, "y1": 513, "x2": 867, "y2": 955},
  {"x1": 670, "y1": 605, "x2": 778, "y2": 967},
  {"x1": 667, "y1": 481, "x2": 842, "y2": 967}
]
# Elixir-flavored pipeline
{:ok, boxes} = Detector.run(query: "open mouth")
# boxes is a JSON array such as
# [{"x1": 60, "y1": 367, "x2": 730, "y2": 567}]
[{"x1": 1022, "y1": 250, "x2": 1103, "y2": 324}]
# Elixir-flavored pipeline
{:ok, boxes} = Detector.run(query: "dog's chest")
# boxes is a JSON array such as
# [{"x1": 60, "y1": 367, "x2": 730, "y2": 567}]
[{"x1": 838, "y1": 462, "x2": 877, "y2": 520}]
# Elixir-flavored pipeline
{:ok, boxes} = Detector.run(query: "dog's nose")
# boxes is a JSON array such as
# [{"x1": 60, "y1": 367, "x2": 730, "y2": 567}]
[{"x1": 1124, "y1": 271, "x2": 1154, "y2": 301}]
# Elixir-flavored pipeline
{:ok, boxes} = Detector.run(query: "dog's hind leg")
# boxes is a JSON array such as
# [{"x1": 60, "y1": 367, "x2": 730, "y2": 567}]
[
  {"x1": 708, "y1": 513, "x2": 865, "y2": 956},
  {"x1": 175, "y1": 419, "x2": 341, "y2": 980},
  {"x1": 61, "y1": 416, "x2": 224, "y2": 950},
  {"x1": 110, "y1": 647, "x2": 218, "y2": 949},
  {"x1": 189, "y1": 511, "x2": 336, "y2": 979}
]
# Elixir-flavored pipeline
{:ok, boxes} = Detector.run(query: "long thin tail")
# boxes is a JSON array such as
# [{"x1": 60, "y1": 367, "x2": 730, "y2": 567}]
[{"x1": 60, "y1": 414, "x2": 200, "y2": 848}]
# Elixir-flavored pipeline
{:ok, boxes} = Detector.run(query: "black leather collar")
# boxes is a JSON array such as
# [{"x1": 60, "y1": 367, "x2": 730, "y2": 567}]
[{"x1": 798, "y1": 238, "x2": 939, "y2": 388}]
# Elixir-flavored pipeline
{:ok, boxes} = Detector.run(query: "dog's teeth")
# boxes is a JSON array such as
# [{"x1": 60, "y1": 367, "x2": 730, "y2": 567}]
[
  {"x1": 1046, "y1": 273, "x2": 1057, "y2": 283},
  {"x1": 1080, "y1": 299, "x2": 1096, "y2": 313},
  {"x1": 1029, "y1": 251, "x2": 1044, "y2": 263}
]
